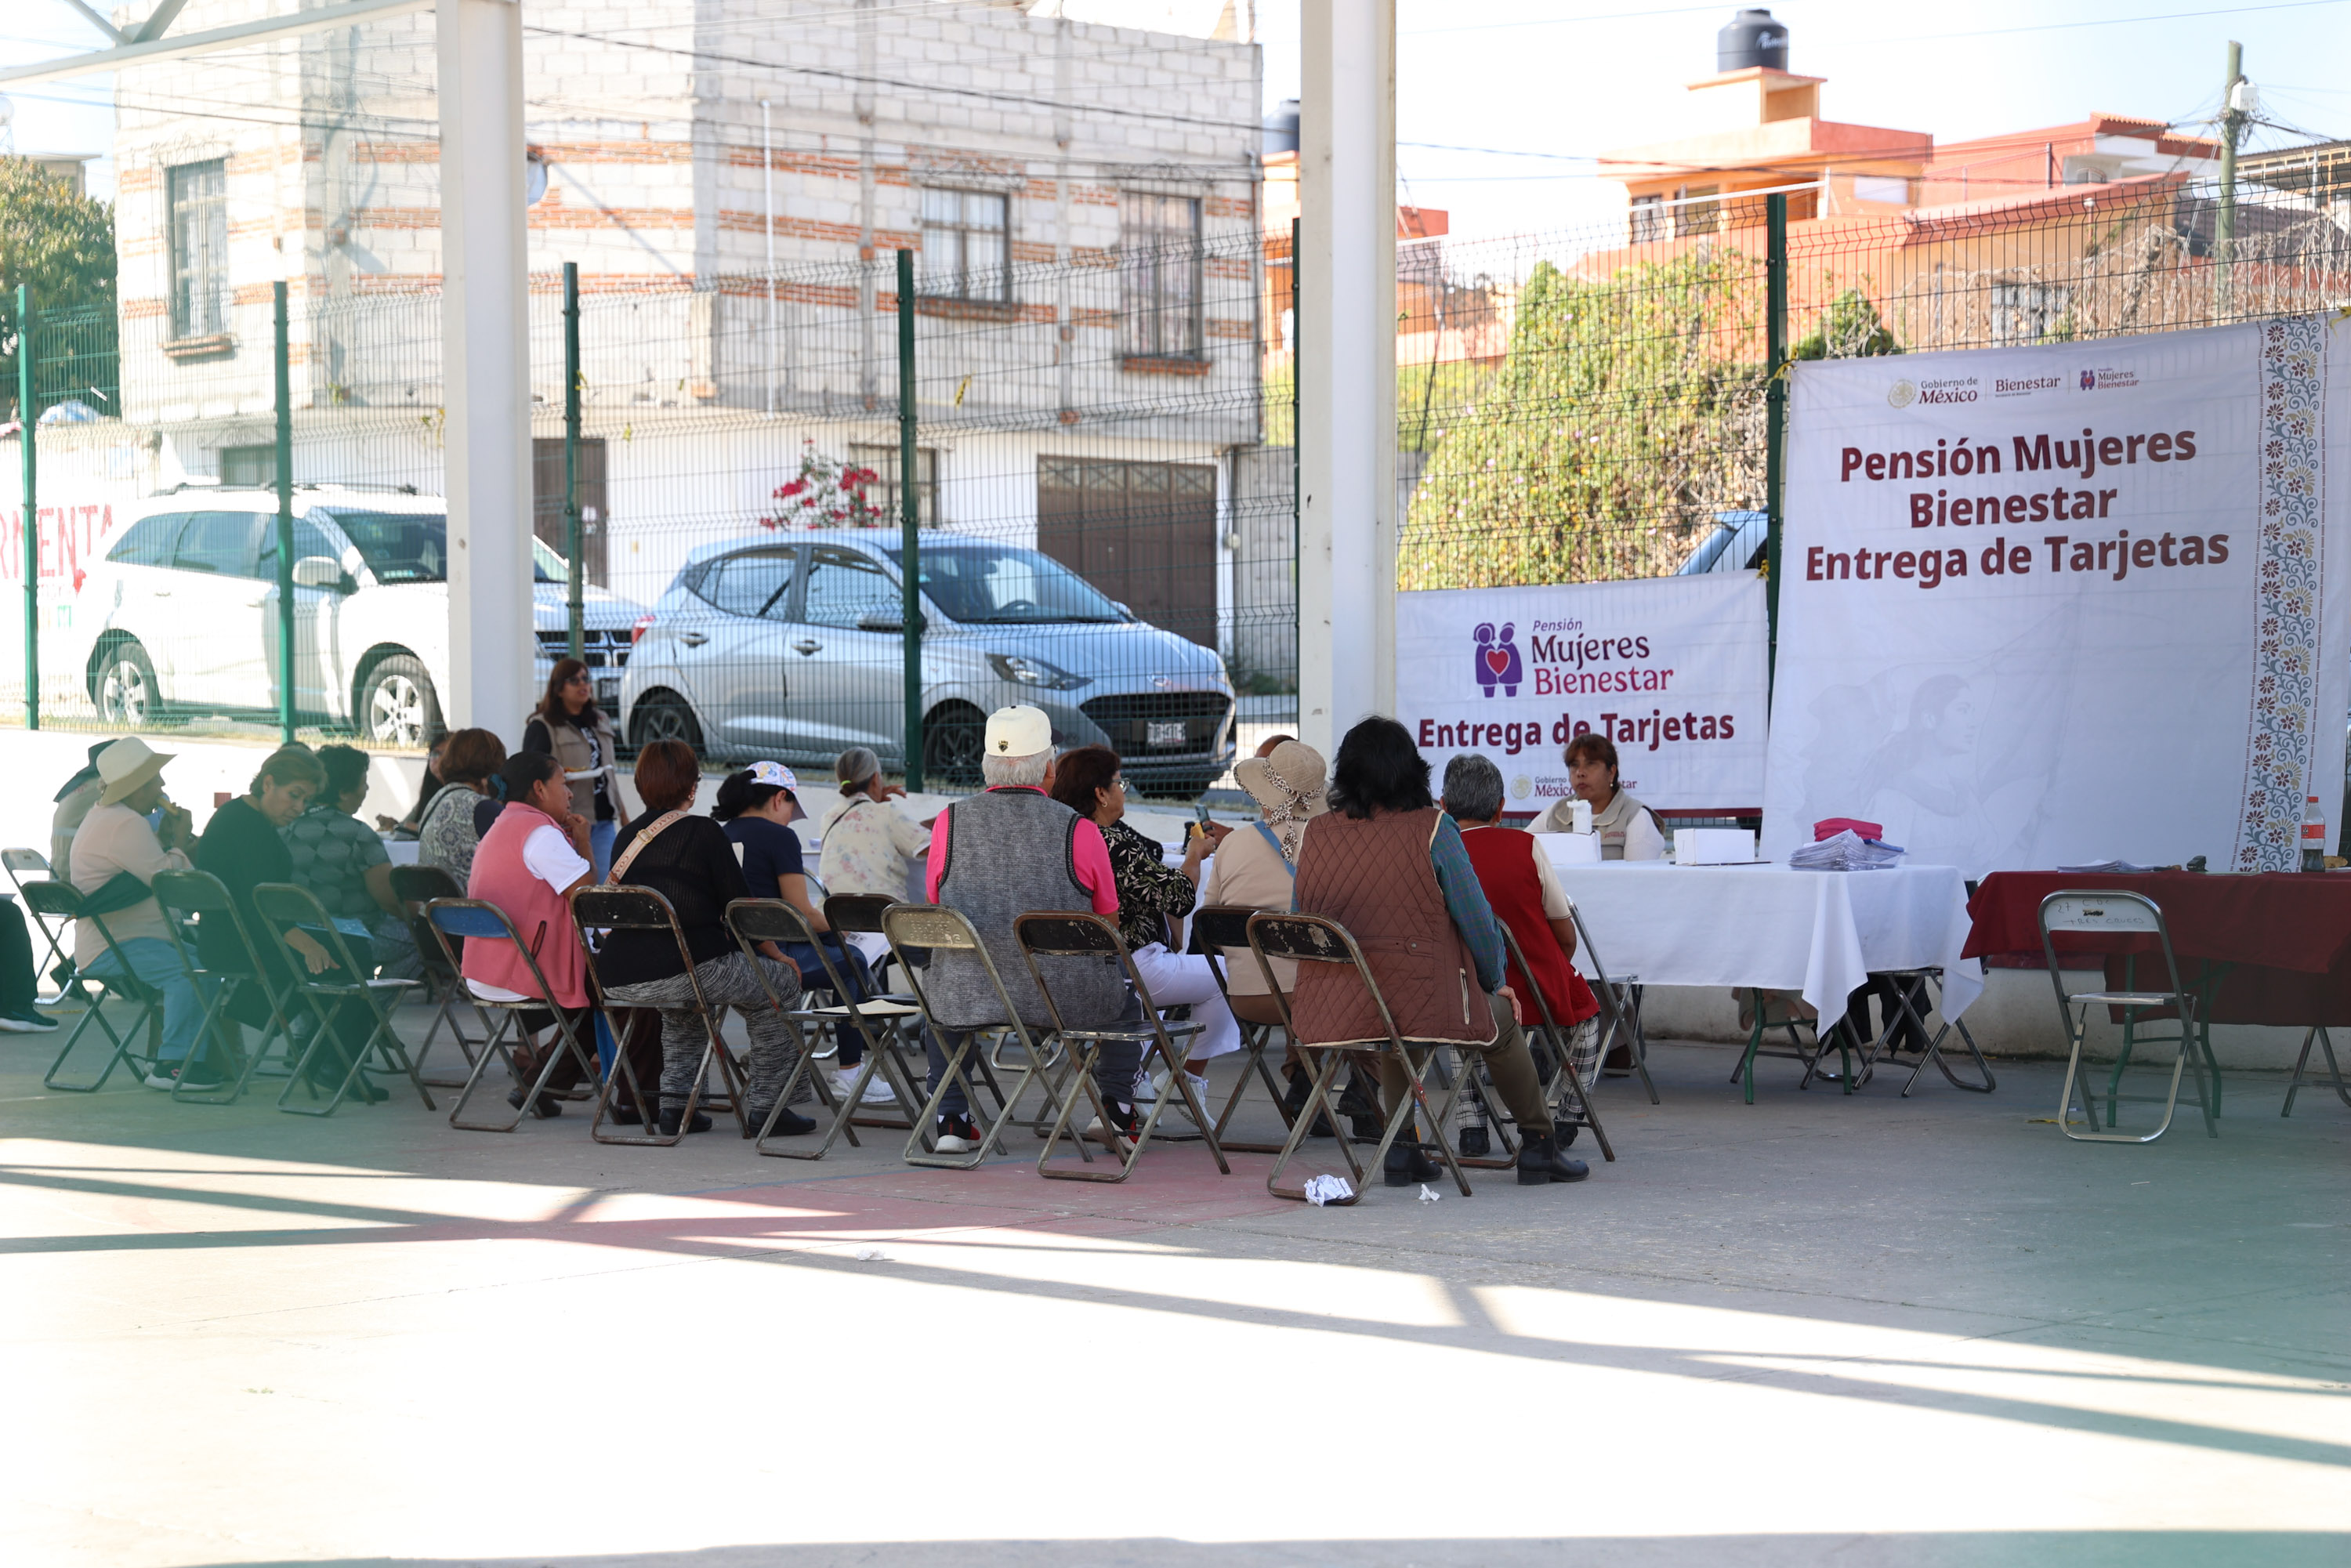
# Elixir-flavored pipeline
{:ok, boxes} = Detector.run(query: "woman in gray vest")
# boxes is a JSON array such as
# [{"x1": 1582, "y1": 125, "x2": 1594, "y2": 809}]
[
  {"x1": 917, "y1": 705, "x2": 1141, "y2": 1154},
  {"x1": 522, "y1": 657, "x2": 634, "y2": 882}
]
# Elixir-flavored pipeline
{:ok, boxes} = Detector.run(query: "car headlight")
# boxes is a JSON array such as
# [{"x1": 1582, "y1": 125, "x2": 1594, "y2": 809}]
[{"x1": 988, "y1": 653, "x2": 1090, "y2": 690}]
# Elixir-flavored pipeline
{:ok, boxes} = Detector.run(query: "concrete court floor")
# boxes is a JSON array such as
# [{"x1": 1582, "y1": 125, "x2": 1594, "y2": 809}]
[{"x1": 2, "y1": 1006, "x2": 2347, "y2": 1568}]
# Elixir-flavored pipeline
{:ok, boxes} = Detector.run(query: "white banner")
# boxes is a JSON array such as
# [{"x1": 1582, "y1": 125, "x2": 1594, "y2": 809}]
[
  {"x1": 1395, "y1": 574, "x2": 1770, "y2": 812},
  {"x1": 1762, "y1": 317, "x2": 2351, "y2": 876}
]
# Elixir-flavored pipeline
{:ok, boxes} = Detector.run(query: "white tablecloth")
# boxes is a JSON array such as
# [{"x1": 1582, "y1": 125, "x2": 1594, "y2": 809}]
[{"x1": 1552, "y1": 862, "x2": 1983, "y2": 1020}]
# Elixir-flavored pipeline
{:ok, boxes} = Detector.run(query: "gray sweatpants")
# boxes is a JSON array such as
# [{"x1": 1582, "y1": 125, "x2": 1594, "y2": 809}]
[{"x1": 603, "y1": 949, "x2": 803, "y2": 1114}]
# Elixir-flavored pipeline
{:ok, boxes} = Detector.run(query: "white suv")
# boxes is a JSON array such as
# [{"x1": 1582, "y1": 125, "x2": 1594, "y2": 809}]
[{"x1": 74, "y1": 487, "x2": 649, "y2": 745}]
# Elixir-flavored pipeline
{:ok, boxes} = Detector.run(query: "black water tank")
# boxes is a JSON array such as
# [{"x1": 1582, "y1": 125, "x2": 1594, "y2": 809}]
[
  {"x1": 1263, "y1": 98, "x2": 1299, "y2": 155},
  {"x1": 1717, "y1": 9, "x2": 1788, "y2": 72}
]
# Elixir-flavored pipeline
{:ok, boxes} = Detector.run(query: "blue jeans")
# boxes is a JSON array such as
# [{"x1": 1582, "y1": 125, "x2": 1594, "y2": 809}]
[
  {"x1": 590, "y1": 818, "x2": 618, "y2": 883},
  {"x1": 82, "y1": 936, "x2": 212, "y2": 1065},
  {"x1": 783, "y1": 937, "x2": 877, "y2": 1065}
]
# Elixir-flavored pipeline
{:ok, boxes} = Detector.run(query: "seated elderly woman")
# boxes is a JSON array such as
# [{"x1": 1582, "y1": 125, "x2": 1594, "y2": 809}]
[
  {"x1": 1045, "y1": 744, "x2": 1240, "y2": 1115},
  {"x1": 415, "y1": 727, "x2": 509, "y2": 889},
  {"x1": 283, "y1": 743, "x2": 418, "y2": 978},
  {"x1": 1287, "y1": 716, "x2": 1585, "y2": 1186},
  {"x1": 917, "y1": 704, "x2": 1138, "y2": 1154},
  {"x1": 816, "y1": 747, "x2": 935, "y2": 962},
  {"x1": 592, "y1": 740, "x2": 814, "y2": 1139}
]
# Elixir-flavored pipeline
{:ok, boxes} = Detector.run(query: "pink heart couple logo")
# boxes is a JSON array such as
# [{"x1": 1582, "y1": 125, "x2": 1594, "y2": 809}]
[{"x1": 1483, "y1": 648, "x2": 1510, "y2": 677}]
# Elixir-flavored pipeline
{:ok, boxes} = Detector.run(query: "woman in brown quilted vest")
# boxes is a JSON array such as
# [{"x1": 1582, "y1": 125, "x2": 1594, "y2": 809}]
[{"x1": 1290, "y1": 717, "x2": 1586, "y2": 1186}]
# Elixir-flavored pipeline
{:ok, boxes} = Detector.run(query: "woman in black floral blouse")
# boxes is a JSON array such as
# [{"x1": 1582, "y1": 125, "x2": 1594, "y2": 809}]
[{"x1": 1049, "y1": 745, "x2": 1240, "y2": 1111}]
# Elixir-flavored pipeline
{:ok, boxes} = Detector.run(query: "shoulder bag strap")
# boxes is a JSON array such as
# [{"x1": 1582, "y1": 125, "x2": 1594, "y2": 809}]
[
  {"x1": 606, "y1": 809, "x2": 689, "y2": 885},
  {"x1": 1251, "y1": 819, "x2": 1297, "y2": 876}
]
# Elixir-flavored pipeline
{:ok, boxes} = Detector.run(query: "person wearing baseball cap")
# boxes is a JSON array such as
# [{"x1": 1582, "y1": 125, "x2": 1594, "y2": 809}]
[
  {"x1": 65, "y1": 738, "x2": 209, "y2": 1084},
  {"x1": 915, "y1": 704, "x2": 1144, "y2": 1154}
]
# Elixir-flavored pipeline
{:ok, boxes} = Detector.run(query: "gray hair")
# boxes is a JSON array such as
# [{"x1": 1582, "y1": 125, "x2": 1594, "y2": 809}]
[
  {"x1": 835, "y1": 745, "x2": 882, "y2": 794},
  {"x1": 981, "y1": 748, "x2": 1052, "y2": 788},
  {"x1": 1441, "y1": 752, "x2": 1505, "y2": 824}
]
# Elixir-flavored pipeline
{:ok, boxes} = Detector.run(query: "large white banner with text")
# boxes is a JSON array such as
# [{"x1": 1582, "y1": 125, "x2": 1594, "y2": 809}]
[
  {"x1": 1396, "y1": 574, "x2": 1769, "y2": 812},
  {"x1": 1762, "y1": 317, "x2": 2351, "y2": 876}
]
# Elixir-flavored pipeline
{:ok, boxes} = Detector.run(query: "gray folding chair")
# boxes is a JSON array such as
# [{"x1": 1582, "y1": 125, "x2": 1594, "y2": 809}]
[
  {"x1": 1016, "y1": 911, "x2": 1230, "y2": 1183},
  {"x1": 250, "y1": 883, "x2": 434, "y2": 1117},
  {"x1": 421, "y1": 899, "x2": 611, "y2": 1132},
  {"x1": 2282, "y1": 1027, "x2": 2351, "y2": 1117},
  {"x1": 1498, "y1": 923, "x2": 1614, "y2": 1164},
  {"x1": 1844, "y1": 969, "x2": 1998, "y2": 1097},
  {"x1": 882, "y1": 903, "x2": 1059, "y2": 1170},
  {"x1": 725, "y1": 897, "x2": 926, "y2": 1158},
  {"x1": 4, "y1": 848, "x2": 80, "y2": 1003},
  {"x1": 1570, "y1": 904, "x2": 1658, "y2": 1103},
  {"x1": 1190, "y1": 904, "x2": 1304, "y2": 1154},
  {"x1": 571, "y1": 885, "x2": 748, "y2": 1146},
  {"x1": 390, "y1": 864, "x2": 491, "y2": 1088},
  {"x1": 150, "y1": 869, "x2": 301, "y2": 1105},
  {"x1": 2039, "y1": 890, "x2": 2217, "y2": 1143},
  {"x1": 1730, "y1": 987, "x2": 1842, "y2": 1103},
  {"x1": 20, "y1": 879, "x2": 164, "y2": 1092},
  {"x1": 1246, "y1": 911, "x2": 1473, "y2": 1204}
]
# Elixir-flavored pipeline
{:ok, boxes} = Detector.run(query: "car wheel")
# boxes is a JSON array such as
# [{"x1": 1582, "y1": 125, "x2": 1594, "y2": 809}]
[
  {"x1": 922, "y1": 702, "x2": 987, "y2": 788},
  {"x1": 96, "y1": 640, "x2": 162, "y2": 726},
  {"x1": 631, "y1": 690, "x2": 705, "y2": 755},
  {"x1": 358, "y1": 654, "x2": 444, "y2": 749}
]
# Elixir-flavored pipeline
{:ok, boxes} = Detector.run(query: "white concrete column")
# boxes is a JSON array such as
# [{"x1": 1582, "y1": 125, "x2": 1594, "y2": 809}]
[
  {"x1": 437, "y1": 0, "x2": 532, "y2": 740},
  {"x1": 1295, "y1": 0, "x2": 1396, "y2": 759}
]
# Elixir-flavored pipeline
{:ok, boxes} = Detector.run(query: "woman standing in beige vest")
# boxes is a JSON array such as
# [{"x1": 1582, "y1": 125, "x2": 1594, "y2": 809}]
[{"x1": 522, "y1": 657, "x2": 635, "y2": 882}]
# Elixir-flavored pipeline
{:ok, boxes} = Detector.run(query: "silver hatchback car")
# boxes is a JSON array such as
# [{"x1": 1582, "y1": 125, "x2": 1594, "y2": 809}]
[{"x1": 619, "y1": 531, "x2": 1237, "y2": 793}]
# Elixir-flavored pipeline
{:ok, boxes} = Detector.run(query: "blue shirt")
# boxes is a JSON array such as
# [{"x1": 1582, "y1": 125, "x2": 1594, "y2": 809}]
[{"x1": 724, "y1": 815, "x2": 804, "y2": 897}]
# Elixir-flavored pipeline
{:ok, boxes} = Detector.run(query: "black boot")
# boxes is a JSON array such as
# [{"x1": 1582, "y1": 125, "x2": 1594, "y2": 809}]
[
  {"x1": 1340, "y1": 1074, "x2": 1384, "y2": 1143},
  {"x1": 1458, "y1": 1124, "x2": 1491, "y2": 1158},
  {"x1": 508, "y1": 1087, "x2": 563, "y2": 1119},
  {"x1": 1383, "y1": 1136, "x2": 1441, "y2": 1188},
  {"x1": 1517, "y1": 1129, "x2": 1589, "y2": 1185},
  {"x1": 1282, "y1": 1064, "x2": 1335, "y2": 1138}
]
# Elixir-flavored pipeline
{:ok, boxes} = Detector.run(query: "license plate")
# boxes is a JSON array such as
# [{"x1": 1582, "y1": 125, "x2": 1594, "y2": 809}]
[
  {"x1": 1146, "y1": 720, "x2": 1187, "y2": 747},
  {"x1": 596, "y1": 677, "x2": 621, "y2": 704}
]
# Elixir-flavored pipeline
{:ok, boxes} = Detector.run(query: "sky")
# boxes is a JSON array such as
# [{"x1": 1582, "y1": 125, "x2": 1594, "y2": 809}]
[{"x1": 3, "y1": 0, "x2": 2349, "y2": 230}]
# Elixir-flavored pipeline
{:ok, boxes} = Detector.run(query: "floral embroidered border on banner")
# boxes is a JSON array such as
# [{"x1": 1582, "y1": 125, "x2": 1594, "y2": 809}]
[{"x1": 2233, "y1": 316, "x2": 2327, "y2": 871}]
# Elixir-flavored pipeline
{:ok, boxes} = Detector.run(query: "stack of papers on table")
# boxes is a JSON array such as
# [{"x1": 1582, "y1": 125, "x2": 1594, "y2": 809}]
[{"x1": 1788, "y1": 830, "x2": 1904, "y2": 871}]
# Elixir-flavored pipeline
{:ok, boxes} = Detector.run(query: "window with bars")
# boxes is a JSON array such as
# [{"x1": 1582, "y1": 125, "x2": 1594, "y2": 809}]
[
  {"x1": 849, "y1": 444, "x2": 940, "y2": 526},
  {"x1": 1121, "y1": 192, "x2": 1202, "y2": 360},
  {"x1": 918, "y1": 188, "x2": 1009, "y2": 303},
  {"x1": 168, "y1": 159, "x2": 229, "y2": 341}
]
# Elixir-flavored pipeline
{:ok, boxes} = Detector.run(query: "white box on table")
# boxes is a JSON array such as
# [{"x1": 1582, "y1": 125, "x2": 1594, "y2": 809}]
[
  {"x1": 1533, "y1": 831, "x2": 1603, "y2": 867},
  {"x1": 1672, "y1": 827, "x2": 1757, "y2": 865}
]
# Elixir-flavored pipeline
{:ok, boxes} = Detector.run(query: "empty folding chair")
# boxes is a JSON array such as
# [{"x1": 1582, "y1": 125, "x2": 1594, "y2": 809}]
[
  {"x1": 1016, "y1": 911, "x2": 1230, "y2": 1182},
  {"x1": 20, "y1": 879, "x2": 163, "y2": 1092},
  {"x1": 5, "y1": 848, "x2": 81, "y2": 1003},
  {"x1": 1498, "y1": 923, "x2": 1614, "y2": 1164},
  {"x1": 1247, "y1": 911, "x2": 1472, "y2": 1204},
  {"x1": 570, "y1": 885, "x2": 748, "y2": 1146},
  {"x1": 389, "y1": 864, "x2": 491, "y2": 1088},
  {"x1": 2281, "y1": 1026, "x2": 2351, "y2": 1118},
  {"x1": 1730, "y1": 987, "x2": 1842, "y2": 1103},
  {"x1": 1570, "y1": 904, "x2": 1658, "y2": 1104},
  {"x1": 725, "y1": 897, "x2": 926, "y2": 1157},
  {"x1": 149, "y1": 869, "x2": 300, "y2": 1105},
  {"x1": 882, "y1": 903, "x2": 1060, "y2": 1170},
  {"x1": 419, "y1": 899, "x2": 615, "y2": 1132},
  {"x1": 249, "y1": 883, "x2": 434, "y2": 1117},
  {"x1": 1844, "y1": 969, "x2": 1998, "y2": 1098},
  {"x1": 2039, "y1": 890, "x2": 2217, "y2": 1143},
  {"x1": 1189, "y1": 904, "x2": 1304, "y2": 1154}
]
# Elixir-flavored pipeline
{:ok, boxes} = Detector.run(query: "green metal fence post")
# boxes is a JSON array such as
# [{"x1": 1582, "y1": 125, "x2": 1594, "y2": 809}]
[
  {"x1": 17, "y1": 285, "x2": 37, "y2": 730},
  {"x1": 273, "y1": 280, "x2": 295, "y2": 743},
  {"x1": 897, "y1": 248, "x2": 924, "y2": 791},
  {"x1": 564, "y1": 262, "x2": 584, "y2": 662},
  {"x1": 1763, "y1": 192, "x2": 1788, "y2": 695}
]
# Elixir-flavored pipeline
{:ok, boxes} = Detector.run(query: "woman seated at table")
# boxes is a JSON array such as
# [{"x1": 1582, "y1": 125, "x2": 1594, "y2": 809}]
[
  {"x1": 713, "y1": 760, "x2": 893, "y2": 1108},
  {"x1": 1288, "y1": 716, "x2": 1584, "y2": 1186},
  {"x1": 592, "y1": 741, "x2": 814, "y2": 1139},
  {"x1": 416, "y1": 728, "x2": 508, "y2": 889},
  {"x1": 1534, "y1": 732, "x2": 1665, "y2": 861},
  {"x1": 1048, "y1": 744, "x2": 1240, "y2": 1114},
  {"x1": 462, "y1": 751, "x2": 660, "y2": 1121}
]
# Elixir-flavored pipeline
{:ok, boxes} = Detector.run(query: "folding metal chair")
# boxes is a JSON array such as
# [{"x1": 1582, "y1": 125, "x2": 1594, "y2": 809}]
[
  {"x1": 1016, "y1": 911, "x2": 1230, "y2": 1182},
  {"x1": 1570, "y1": 904, "x2": 1658, "y2": 1104},
  {"x1": 2281, "y1": 1026, "x2": 2351, "y2": 1117},
  {"x1": 1730, "y1": 987, "x2": 1843, "y2": 1103},
  {"x1": 570, "y1": 885, "x2": 748, "y2": 1146},
  {"x1": 249, "y1": 883, "x2": 435, "y2": 1117},
  {"x1": 419, "y1": 899, "x2": 614, "y2": 1132},
  {"x1": 1498, "y1": 923, "x2": 1615, "y2": 1164},
  {"x1": 5, "y1": 848, "x2": 81, "y2": 1003},
  {"x1": 389, "y1": 864, "x2": 491, "y2": 1088},
  {"x1": 1247, "y1": 911, "x2": 1473, "y2": 1204},
  {"x1": 1843, "y1": 969, "x2": 1998, "y2": 1098},
  {"x1": 1188, "y1": 904, "x2": 1306, "y2": 1154},
  {"x1": 882, "y1": 903, "x2": 1060, "y2": 1170},
  {"x1": 148, "y1": 870, "x2": 301, "y2": 1105},
  {"x1": 21, "y1": 879, "x2": 164, "y2": 1092},
  {"x1": 725, "y1": 898, "x2": 926, "y2": 1158},
  {"x1": 2040, "y1": 890, "x2": 2217, "y2": 1143}
]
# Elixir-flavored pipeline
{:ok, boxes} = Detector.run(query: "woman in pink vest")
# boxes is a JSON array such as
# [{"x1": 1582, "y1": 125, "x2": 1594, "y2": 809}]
[{"x1": 464, "y1": 752, "x2": 657, "y2": 1121}]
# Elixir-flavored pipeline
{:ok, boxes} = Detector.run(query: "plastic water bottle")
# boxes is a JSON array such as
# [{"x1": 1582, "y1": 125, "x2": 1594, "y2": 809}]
[{"x1": 2301, "y1": 795, "x2": 2327, "y2": 872}]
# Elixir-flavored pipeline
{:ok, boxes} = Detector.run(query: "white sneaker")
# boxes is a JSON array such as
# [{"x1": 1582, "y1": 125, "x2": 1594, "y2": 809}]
[
  {"x1": 1131, "y1": 1070, "x2": 1156, "y2": 1103},
  {"x1": 835, "y1": 1069, "x2": 897, "y2": 1106}
]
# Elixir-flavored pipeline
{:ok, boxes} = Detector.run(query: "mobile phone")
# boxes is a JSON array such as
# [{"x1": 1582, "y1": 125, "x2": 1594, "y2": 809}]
[{"x1": 1190, "y1": 802, "x2": 1212, "y2": 842}]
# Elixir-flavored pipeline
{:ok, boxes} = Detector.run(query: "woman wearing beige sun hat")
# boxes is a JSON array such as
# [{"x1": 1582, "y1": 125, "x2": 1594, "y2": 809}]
[{"x1": 1204, "y1": 738, "x2": 1327, "y2": 1010}]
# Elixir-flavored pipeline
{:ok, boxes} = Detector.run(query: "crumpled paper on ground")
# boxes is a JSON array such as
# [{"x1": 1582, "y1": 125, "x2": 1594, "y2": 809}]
[
  {"x1": 1418, "y1": 1184, "x2": 1441, "y2": 1203},
  {"x1": 1302, "y1": 1173, "x2": 1354, "y2": 1206}
]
